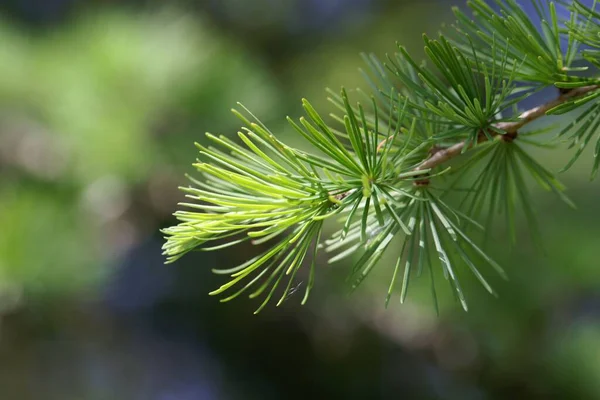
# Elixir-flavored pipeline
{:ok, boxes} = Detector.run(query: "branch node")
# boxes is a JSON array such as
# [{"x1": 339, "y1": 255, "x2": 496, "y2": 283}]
[
  {"x1": 501, "y1": 131, "x2": 518, "y2": 142},
  {"x1": 558, "y1": 87, "x2": 572, "y2": 95},
  {"x1": 413, "y1": 178, "x2": 430, "y2": 187}
]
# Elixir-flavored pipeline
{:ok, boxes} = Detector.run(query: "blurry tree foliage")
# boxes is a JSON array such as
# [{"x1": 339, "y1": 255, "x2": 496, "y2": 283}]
[{"x1": 0, "y1": 10, "x2": 279, "y2": 297}]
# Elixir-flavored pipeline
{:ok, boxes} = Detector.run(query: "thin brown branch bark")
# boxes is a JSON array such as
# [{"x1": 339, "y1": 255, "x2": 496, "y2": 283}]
[{"x1": 413, "y1": 85, "x2": 600, "y2": 175}]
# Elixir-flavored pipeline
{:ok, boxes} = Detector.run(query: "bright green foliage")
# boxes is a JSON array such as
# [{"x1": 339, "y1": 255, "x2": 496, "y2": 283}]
[
  {"x1": 163, "y1": 0, "x2": 600, "y2": 313},
  {"x1": 454, "y1": 0, "x2": 580, "y2": 85}
]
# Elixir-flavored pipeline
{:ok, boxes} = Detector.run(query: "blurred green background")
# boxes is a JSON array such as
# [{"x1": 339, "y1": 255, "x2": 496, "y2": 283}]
[{"x1": 0, "y1": 0, "x2": 599, "y2": 399}]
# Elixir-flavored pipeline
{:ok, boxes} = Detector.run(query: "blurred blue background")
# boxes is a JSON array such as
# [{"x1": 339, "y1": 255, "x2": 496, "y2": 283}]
[{"x1": 0, "y1": 0, "x2": 599, "y2": 399}]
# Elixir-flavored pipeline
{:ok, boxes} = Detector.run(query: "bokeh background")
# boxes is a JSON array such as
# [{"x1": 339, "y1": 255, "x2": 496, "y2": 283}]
[{"x1": 0, "y1": 0, "x2": 599, "y2": 399}]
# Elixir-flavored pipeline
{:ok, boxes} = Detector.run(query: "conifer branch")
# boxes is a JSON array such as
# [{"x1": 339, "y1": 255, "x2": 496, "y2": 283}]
[
  {"x1": 414, "y1": 85, "x2": 600, "y2": 175},
  {"x1": 163, "y1": 0, "x2": 600, "y2": 313}
]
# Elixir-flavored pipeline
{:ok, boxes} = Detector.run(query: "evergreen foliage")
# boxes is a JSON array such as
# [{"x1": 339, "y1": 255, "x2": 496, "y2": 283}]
[{"x1": 163, "y1": 0, "x2": 600, "y2": 313}]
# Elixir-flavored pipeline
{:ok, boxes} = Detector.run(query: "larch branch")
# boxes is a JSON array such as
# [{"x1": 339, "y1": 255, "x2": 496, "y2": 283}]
[{"x1": 413, "y1": 85, "x2": 600, "y2": 174}]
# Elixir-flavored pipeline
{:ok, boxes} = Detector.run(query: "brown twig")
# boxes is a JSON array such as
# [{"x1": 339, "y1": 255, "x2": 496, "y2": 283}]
[{"x1": 412, "y1": 85, "x2": 600, "y2": 176}]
